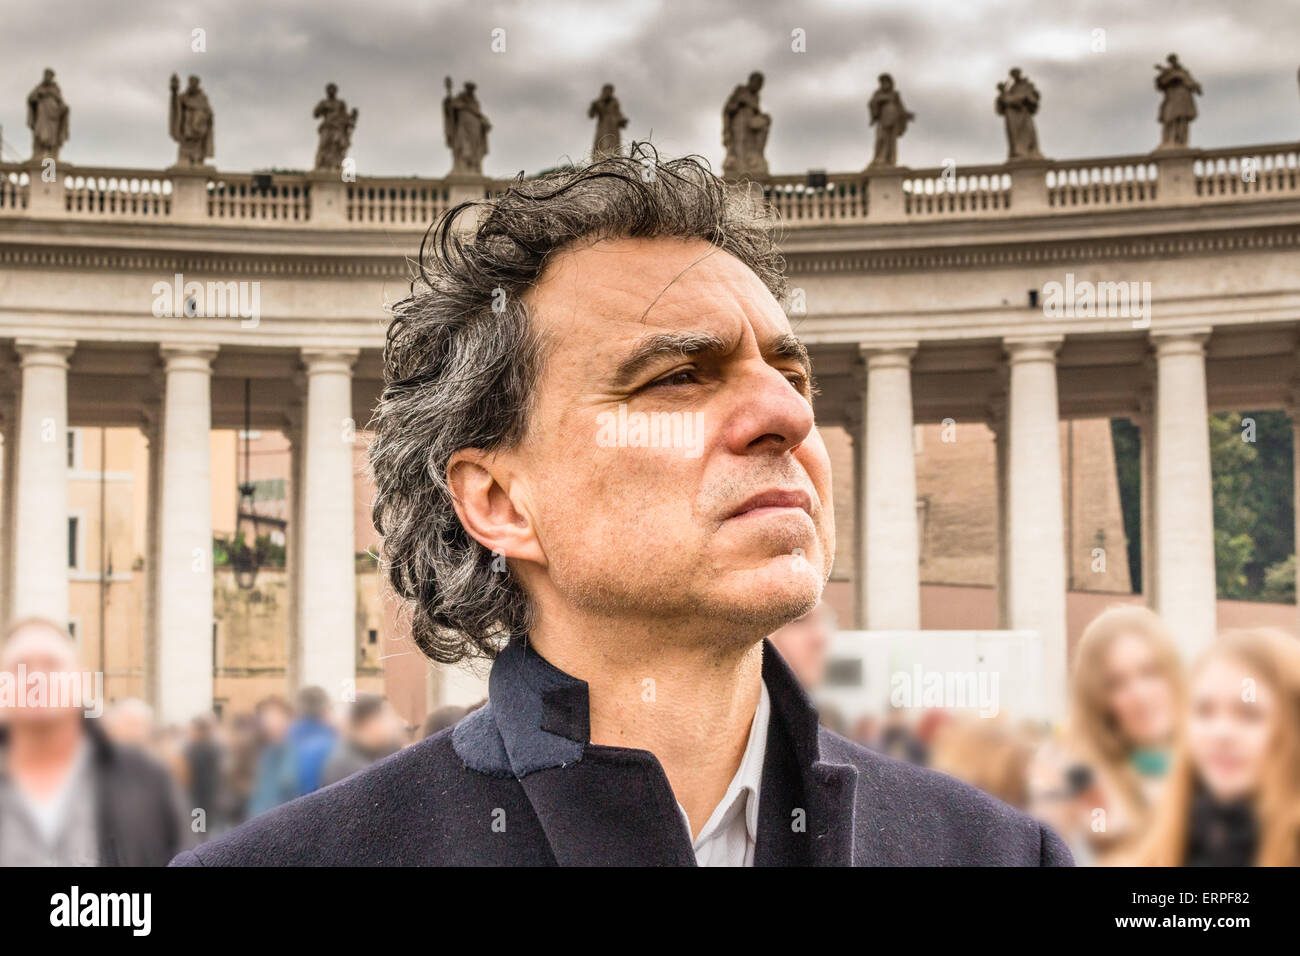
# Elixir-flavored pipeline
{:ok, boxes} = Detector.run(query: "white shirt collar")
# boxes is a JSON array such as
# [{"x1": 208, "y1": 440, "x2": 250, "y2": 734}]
[{"x1": 677, "y1": 680, "x2": 770, "y2": 866}]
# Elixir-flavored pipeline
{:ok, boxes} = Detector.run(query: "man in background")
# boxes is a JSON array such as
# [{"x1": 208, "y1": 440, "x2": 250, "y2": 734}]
[
  {"x1": 0, "y1": 618, "x2": 187, "y2": 865},
  {"x1": 247, "y1": 695, "x2": 296, "y2": 817},
  {"x1": 767, "y1": 600, "x2": 834, "y2": 691},
  {"x1": 322, "y1": 694, "x2": 406, "y2": 786},
  {"x1": 286, "y1": 686, "x2": 336, "y2": 798}
]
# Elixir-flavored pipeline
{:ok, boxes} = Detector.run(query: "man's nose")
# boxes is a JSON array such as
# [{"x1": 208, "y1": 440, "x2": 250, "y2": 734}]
[{"x1": 722, "y1": 364, "x2": 815, "y2": 454}]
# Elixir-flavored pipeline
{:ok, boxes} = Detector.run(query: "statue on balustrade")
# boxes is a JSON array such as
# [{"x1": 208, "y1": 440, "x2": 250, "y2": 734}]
[
  {"x1": 867, "y1": 73, "x2": 914, "y2": 168},
  {"x1": 588, "y1": 83, "x2": 628, "y2": 160},
  {"x1": 1154, "y1": 53, "x2": 1202, "y2": 150},
  {"x1": 722, "y1": 71, "x2": 771, "y2": 179},
  {"x1": 443, "y1": 78, "x2": 491, "y2": 175},
  {"x1": 995, "y1": 67, "x2": 1043, "y2": 161},
  {"x1": 27, "y1": 68, "x2": 69, "y2": 162},
  {"x1": 313, "y1": 83, "x2": 358, "y2": 170},
  {"x1": 169, "y1": 74, "x2": 214, "y2": 167}
]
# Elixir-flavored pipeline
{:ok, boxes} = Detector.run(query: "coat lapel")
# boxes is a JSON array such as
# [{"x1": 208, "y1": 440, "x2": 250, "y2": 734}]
[
  {"x1": 758, "y1": 639, "x2": 860, "y2": 866},
  {"x1": 485, "y1": 637, "x2": 696, "y2": 866},
  {"x1": 475, "y1": 635, "x2": 862, "y2": 866}
]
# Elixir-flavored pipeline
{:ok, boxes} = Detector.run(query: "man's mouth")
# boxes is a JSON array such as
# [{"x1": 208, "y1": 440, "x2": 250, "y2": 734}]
[{"x1": 726, "y1": 488, "x2": 813, "y2": 520}]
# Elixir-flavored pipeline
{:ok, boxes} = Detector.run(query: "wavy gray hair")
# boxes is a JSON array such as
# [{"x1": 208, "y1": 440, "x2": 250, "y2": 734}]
[{"x1": 369, "y1": 144, "x2": 788, "y2": 664}]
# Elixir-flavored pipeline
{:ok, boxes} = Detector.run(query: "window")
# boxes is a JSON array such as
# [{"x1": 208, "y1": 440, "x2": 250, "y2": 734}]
[
  {"x1": 67, "y1": 516, "x2": 78, "y2": 568},
  {"x1": 66, "y1": 428, "x2": 80, "y2": 469},
  {"x1": 367, "y1": 629, "x2": 378, "y2": 645}
]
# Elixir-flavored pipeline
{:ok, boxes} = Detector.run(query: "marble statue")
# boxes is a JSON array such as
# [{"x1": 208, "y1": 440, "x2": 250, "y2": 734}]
[
  {"x1": 996, "y1": 67, "x2": 1043, "y2": 161},
  {"x1": 1155, "y1": 54, "x2": 1202, "y2": 150},
  {"x1": 588, "y1": 84, "x2": 628, "y2": 160},
  {"x1": 443, "y1": 78, "x2": 490, "y2": 175},
  {"x1": 868, "y1": 73, "x2": 914, "y2": 168},
  {"x1": 313, "y1": 83, "x2": 358, "y2": 170},
  {"x1": 169, "y1": 74, "x2": 214, "y2": 167},
  {"x1": 27, "y1": 68, "x2": 69, "y2": 161},
  {"x1": 722, "y1": 71, "x2": 771, "y2": 179}
]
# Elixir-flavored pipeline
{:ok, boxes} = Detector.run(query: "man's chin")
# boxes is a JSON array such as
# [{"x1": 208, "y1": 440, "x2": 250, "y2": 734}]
[{"x1": 710, "y1": 554, "x2": 824, "y2": 628}]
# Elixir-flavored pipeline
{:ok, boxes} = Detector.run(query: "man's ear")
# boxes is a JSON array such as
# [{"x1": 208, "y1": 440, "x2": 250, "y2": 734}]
[{"x1": 445, "y1": 449, "x2": 547, "y2": 567}]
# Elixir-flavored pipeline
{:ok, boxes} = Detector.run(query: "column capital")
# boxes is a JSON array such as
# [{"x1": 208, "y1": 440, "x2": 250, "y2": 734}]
[
  {"x1": 1003, "y1": 335, "x2": 1063, "y2": 363},
  {"x1": 301, "y1": 347, "x2": 360, "y2": 375},
  {"x1": 159, "y1": 343, "x2": 219, "y2": 373},
  {"x1": 14, "y1": 338, "x2": 76, "y2": 368},
  {"x1": 859, "y1": 342, "x2": 918, "y2": 369},
  {"x1": 1150, "y1": 328, "x2": 1211, "y2": 357}
]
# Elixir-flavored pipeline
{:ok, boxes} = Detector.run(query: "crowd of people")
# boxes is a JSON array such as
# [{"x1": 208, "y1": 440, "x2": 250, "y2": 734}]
[
  {"x1": 1, "y1": 604, "x2": 1298, "y2": 865},
  {"x1": 770, "y1": 602, "x2": 1300, "y2": 866}
]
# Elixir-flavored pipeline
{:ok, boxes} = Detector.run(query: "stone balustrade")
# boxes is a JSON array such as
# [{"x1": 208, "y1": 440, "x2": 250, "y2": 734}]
[{"x1": 2, "y1": 140, "x2": 1298, "y2": 232}]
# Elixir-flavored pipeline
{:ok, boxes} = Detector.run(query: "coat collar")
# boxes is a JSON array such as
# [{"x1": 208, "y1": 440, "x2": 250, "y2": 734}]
[{"x1": 453, "y1": 635, "x2": 859, "y2": 865}]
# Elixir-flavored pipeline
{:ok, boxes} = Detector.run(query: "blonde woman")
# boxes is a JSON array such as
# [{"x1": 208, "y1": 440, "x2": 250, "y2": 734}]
[
  {"x1": 1139, "y1": 628, "x2": 1300, "y2": 866},
  {"x1": 1065, "y1": 605, "x2": 1185, "y2": 861}
]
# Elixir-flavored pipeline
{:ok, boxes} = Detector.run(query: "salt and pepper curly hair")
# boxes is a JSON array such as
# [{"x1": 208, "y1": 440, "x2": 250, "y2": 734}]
[{"x1": 368, "y1": 144, "x2": 786, "y2": 664}]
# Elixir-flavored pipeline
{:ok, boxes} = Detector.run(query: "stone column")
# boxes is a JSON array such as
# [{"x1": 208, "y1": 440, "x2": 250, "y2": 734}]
[
  {"x1": 296, "y1": 349, "x2": 359, "y2": 699},
  {"x1": 155, "y1": 345, "x2": 217, "y2": 724},
  {"x1": 844, "y1": 408, "x2": 866, "y2": 629},
  {"x1": 1136, "y1": 388, "x2": 1158, "y2": 608},
  {"x1": 1004, "y1": 337, "x2": 1068, "y2": 716},
  {"x1": 1152, "y1": 330, "x2": 1216, "y2": 657},
  {"x1": 11, "y1": 340, "x2": 75, "y2": 623},
  {"x1": 986, "y1": 395, "x2": 1010, "y2": 629},
  {"x1": 1291, "y1": 397, "x2": 1300, "y2": 639},
  {"x1": 861, "y1": 344, "x2": 921, "y2": 629},
  {"x1": 0, "y1": 376, "x2": 17, "y2": 625},
  {"x1": 140, "y1": 406, "x2": 163, "y2": 710},
  {"x1": 283, "y1": 404, "x2": 304, "y2": 695}
]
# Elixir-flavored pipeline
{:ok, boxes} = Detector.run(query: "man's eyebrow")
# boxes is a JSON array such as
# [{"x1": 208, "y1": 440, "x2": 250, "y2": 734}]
[
  {"x1": 608, "y1": 329, "x2": 814, "y2": 387},
  {"x1": 609, "y1": 330, "x2": 729, "y2": 386},
  {"x1": 766, "y1": 332, "x2": 813, "y2": 379}
]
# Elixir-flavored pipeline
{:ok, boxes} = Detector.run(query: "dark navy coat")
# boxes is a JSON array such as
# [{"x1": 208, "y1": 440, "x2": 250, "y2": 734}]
[{"x1": 171, "y1": 638, "x2": 1073, "y2": 866}]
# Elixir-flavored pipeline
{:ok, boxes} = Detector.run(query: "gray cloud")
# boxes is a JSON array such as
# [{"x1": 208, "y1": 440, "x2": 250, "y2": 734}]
[{"x1": 2, "y1": 0, "x2": 1296, "y2": 176}]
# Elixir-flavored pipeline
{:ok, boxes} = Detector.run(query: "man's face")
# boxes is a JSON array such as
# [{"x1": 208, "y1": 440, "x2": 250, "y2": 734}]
[
  {"x1": 768, "y1": 604, "x2": 832, "y2": 690},
  {"x1": 1, "y1": 623, "x2": 84, "y2": 726},
  {"x1": 507, "y1": 237, "x2": 834, "y2": 647}
]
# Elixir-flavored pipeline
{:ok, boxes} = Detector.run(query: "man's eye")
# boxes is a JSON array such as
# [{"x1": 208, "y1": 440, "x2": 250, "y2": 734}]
[{"x1": 648, "y1": 368, "x2": 698, "y2": 389}]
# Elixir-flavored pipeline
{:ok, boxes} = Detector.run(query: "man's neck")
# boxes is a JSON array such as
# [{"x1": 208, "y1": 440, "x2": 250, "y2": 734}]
[
  {"x1": 6, "y1": 718, "x2": 86, "y2": 798},
  {"x1": 528, "y1": 612, "x2": 764, "y2": 841}
]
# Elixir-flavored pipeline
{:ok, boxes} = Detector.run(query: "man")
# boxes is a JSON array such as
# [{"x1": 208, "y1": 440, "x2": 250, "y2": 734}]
[
  {"x1": 183, "y1": 713, "x2": 229, "y2": 841},
  {"x1": 246, "y1": 695, "x2": 296, "y2": 817},
  {"x1": 321, "y1": 694, "x2": 405, "y2": 786},
  {"x1": 285, "y1": 686, "x2": 336, "y2": 798},
  {"x1": 173, "y1": 147, "x2": 1071, "y2": 866},
  {"x1": 1, "y1": 618, "x2": 188, "y2": 866},
  {"x1": 768, "y1": 601, "x2": 834, "y2": 691},
  {"x1": 102, "y1": 697, "x2": 156, "y2": 750}
]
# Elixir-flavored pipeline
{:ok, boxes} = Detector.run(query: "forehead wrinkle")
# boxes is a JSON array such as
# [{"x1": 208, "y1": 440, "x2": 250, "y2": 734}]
[{"x1": 635, "y1": 244, "x2": 727, "y2": 325}]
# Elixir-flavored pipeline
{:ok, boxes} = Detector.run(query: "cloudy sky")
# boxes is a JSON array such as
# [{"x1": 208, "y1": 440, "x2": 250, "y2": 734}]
[{"x1": 4, "y1": 0, "x2": 1297, "y2": 177}]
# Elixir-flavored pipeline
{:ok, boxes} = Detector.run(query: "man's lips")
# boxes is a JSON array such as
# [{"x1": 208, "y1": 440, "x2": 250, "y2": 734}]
[{"x1": 726, "y1": 488, "x2": 814, "y2": 520}]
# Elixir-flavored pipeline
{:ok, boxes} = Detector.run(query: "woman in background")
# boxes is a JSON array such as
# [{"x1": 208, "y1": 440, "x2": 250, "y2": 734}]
[
  {"x1": 1062, "y1": 605, "x2": 1185, "y2": 862},
  {"x1": 1140, "y1": 628, "x2": 1300, "y2": 866}
]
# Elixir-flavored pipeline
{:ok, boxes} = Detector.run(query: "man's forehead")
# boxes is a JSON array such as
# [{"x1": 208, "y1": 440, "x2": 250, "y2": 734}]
[{"x1": 527, "y1": 236, "x2": 783, "y2": 336}]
